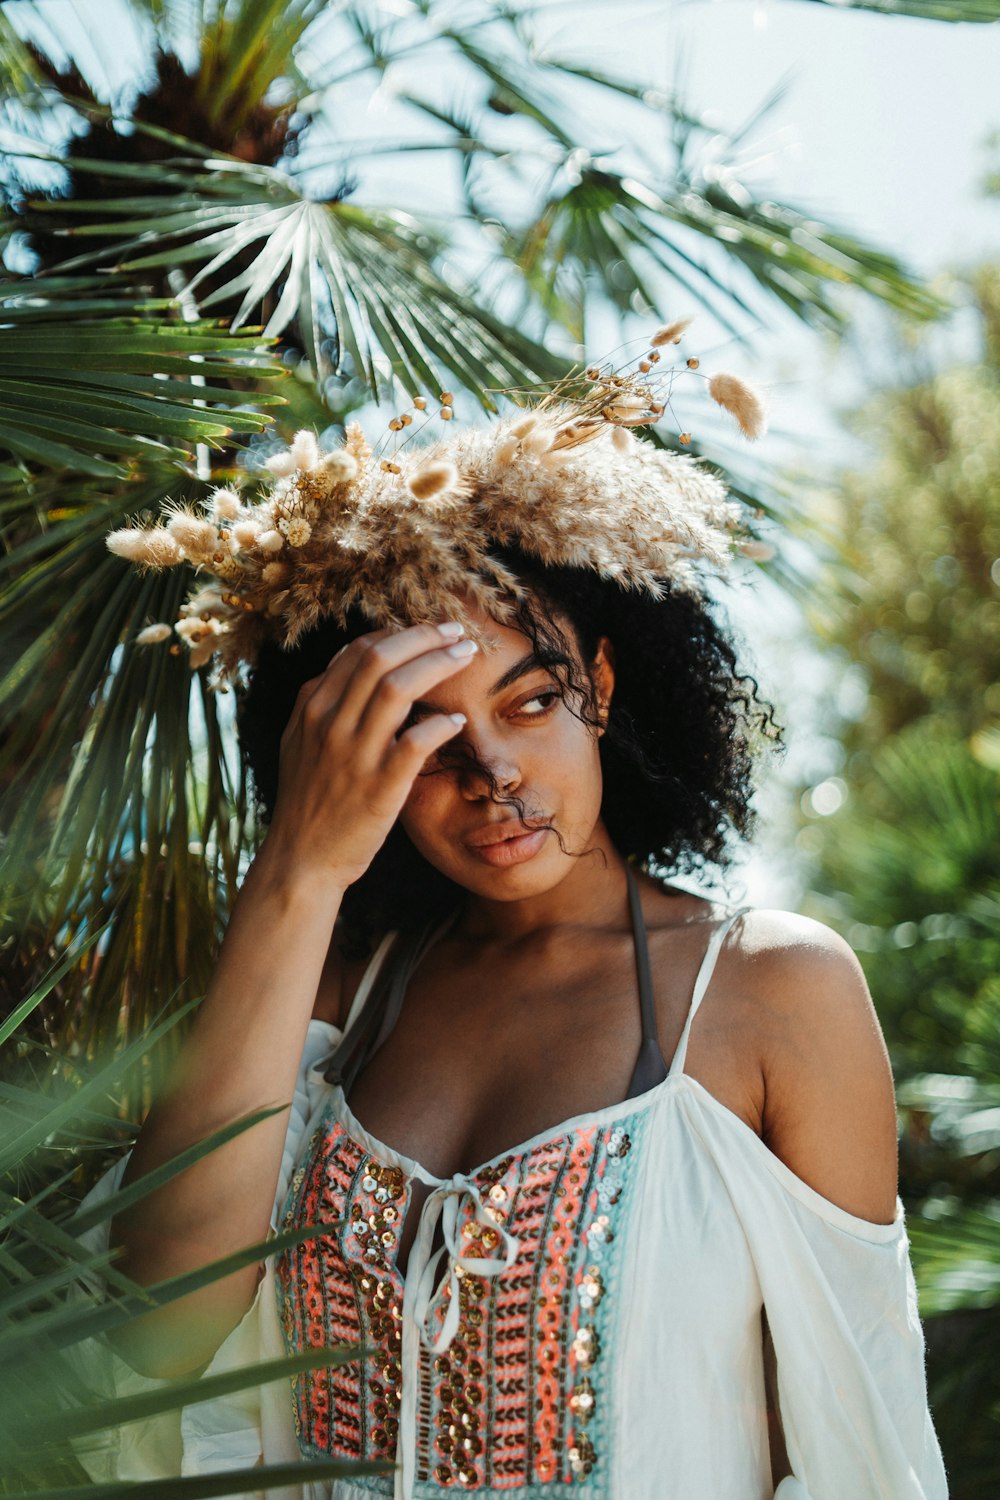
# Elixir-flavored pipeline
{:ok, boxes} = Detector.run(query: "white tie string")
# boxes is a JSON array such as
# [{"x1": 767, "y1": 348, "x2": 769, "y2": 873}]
[{"x1": 396, "y1": 1174, "x2": 520, "y2": 1500}]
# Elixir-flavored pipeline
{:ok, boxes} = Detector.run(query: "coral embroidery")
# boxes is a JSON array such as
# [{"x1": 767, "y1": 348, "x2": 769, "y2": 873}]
[
  {"x1": 277, "y1": 1122, "x2": 407, "y2": 1459},
  {"x1": 277, "y1": 1109, "x2": 641, "y2": 1490}
]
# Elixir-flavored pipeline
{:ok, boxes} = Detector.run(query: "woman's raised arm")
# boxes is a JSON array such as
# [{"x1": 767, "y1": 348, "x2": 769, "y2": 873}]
[{"x1": 110, "y1": 621, "x2": 476, "y2": 1375}]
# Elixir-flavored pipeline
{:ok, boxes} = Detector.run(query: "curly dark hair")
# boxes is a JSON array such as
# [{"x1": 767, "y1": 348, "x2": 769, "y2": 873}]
[{"x1": 238, "y1": 544, "x2": 780, "y2": 955}]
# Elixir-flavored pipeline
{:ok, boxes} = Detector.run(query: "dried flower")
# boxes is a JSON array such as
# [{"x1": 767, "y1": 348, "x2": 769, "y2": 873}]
[
  {"x1": 521, "y1": 427, "x2": 552, "y2": 457},
  {"x1": 283, "y1": 517, "x2": 313, "y2": 547},
  {"x1": 604, "y1": 395, "x2": 649, "y2": 423},
  {"x1": 210, "y1": 487, "x2": 241, "y2": 520},
  {"x1": 175, "y1": 616, "x2": 210, "y2": 641},
  {"x1": 106, "y1": 527, "x2": 182, "y2": 567},
  {"x1": 408, "y1": 461, "x2": 459, "y2": 501},
  {"x1": 708, "y1": 373, "x2": 767, "y2": 440},
  {"x1": 322, "y1": 450, "x2": 358, "y2": 485},
  {"x1": 650, "y1": 318, "x2": 691, "y2": 347},
  {"x1": 265, "y1": 450, "x2": 296, "y2": 478},
  {"x1": 167, "y1": 512, "x2": 218, "y2": 555},
  {"x1": 345, "y1": 422, "x2": 371, "y2": 466},
  {"x1": 135, "y1": 623, "x2": 173, "y2": 645},
  {"x1": 106, "y1": 325, "x2": 753, "y2": 687},
  {"x1": 189, "y1": 634, "x2": 222, "y2": 670},
  {"x1": 290, "y1": 429, "x2": 321, "y2": 471},
  {"x1": 231, "y1": 520, "x2": 260, "y2": 550}
]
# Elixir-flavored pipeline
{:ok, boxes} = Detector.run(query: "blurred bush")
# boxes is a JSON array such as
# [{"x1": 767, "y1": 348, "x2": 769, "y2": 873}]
[{"x1": 802, "y1": 265, "x2": 1000, "y2": 1497}]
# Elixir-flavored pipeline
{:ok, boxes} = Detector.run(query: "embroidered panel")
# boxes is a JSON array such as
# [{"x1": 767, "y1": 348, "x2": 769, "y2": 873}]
[
  {"x1": 277, "y1": 1108, "x2": 644, "y2": 1492},
  {"x1": 277, "y1": 1120, "x2": 409, "y2": 1461}
]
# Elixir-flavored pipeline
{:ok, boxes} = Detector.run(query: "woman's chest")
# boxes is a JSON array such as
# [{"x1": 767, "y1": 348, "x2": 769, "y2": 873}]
[{"x1": 344, "y1": 936, "x2": 765, "y2": 1184}]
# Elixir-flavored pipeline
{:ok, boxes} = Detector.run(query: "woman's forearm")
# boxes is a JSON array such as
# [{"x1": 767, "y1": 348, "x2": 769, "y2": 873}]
[{"x1": 109, "y1": 842, "x2": 345, "y2": 1374}]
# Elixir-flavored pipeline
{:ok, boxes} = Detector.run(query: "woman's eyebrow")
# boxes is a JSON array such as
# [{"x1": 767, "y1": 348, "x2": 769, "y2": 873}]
[
  {"x1": 410, "y1": 650, "x2": 567, "y2": 717},
  {"x1": 487, "y1": 649, "x2": 567, "y2": 698}
]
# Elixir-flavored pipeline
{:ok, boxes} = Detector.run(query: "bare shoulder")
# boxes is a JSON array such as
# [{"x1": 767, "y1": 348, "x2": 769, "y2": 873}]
[{"x1": 725, "y1": 909, "x2": 899, "y2": 1225}]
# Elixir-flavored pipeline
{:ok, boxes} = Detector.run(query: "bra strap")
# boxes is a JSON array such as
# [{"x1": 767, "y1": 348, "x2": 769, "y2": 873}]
[
  {"x1": 623, "y1": 866, "x2": 669, "y2": 1100},
  {"x1": 667, "y1": 907, "x2": 749, "y2": 1079}
]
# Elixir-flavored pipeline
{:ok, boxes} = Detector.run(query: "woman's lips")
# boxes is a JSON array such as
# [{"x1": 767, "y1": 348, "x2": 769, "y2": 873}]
[{"x1": 464, "y1": 826, "x2": 550, "y2": 867}]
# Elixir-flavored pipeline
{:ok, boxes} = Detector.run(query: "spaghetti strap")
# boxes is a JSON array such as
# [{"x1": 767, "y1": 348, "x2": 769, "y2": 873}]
[
  {"x1": 323, "y1": 913, "x2": 457, "y2": 1090},
  {"x1": 624, "y1": 866, "x2": 669, "y2": 1099},
  {"x1": 667, "y1": 907, "x2": 749, "y2": 1079},
  {"x1": 342, "y1": 931, "x2": 396, "y2": 1034}
]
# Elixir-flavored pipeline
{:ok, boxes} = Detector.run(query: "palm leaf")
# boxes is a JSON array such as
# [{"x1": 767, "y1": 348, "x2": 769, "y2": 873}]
[
  {"x1": 0, "y1": 989, "x2": 390, "y2": 1499},
  {"x1": 0, "y1": 279, "x2": 283, "y2": 475},
  {"x1": 30, "y1": 148, "x2": 567, "y2": 400},
  {"x1": 801, "y1": 0, "x2": 1000, "y2": 17}
]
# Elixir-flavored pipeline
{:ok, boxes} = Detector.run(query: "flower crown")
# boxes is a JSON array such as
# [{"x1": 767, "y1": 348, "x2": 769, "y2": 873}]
[{"x1": 107, "y1": 322, "x2": 767, "y2": 686}]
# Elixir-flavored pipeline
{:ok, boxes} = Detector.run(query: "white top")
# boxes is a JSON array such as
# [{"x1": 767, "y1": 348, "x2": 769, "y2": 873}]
[{"x1": 73, "y1": 925, "x2": 948, "y2": 1500}]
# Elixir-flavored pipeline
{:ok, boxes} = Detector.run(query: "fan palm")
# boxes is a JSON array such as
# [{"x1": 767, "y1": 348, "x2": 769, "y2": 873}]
[{"x1": 0, "y1": 0, "x2": 980, "y2": 1050}]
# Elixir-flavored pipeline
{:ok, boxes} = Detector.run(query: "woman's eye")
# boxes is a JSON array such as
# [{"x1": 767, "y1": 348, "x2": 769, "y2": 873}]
[{"x1": 515, "y1": 690, "x2": 560, "y2": 718}]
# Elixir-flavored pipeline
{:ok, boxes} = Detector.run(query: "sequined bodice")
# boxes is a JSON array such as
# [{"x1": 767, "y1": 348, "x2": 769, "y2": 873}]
[
  {"x1": 276, "y1": 1101, "x2": 642, "y2": 1494},
  {"x1": 276, "y1": 895, "x2": 749, "y2": 1499}
]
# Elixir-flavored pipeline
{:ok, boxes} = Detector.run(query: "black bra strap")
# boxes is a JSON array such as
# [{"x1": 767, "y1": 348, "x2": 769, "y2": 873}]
[
  {"x1": 623, "y1": 865, "x2": 669, "y2": 1099},
  {"x1": 324, "y1": 870, "x2": 667, "y2": 1102}
]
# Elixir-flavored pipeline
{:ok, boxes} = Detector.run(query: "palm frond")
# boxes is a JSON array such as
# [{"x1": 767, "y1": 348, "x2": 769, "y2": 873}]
[
  {"x1": 0, "y1": 989, "x2": 391, "y2": 1498},
  {"x1": 30, "y1": 150, "x2": 566, "y2": 400},
  {"x1": 800, "y1": 0, "x2": 1000, "y2": 18},
  {"x1": 0, "y1": 279, "x2": 283, "y2": 475}
]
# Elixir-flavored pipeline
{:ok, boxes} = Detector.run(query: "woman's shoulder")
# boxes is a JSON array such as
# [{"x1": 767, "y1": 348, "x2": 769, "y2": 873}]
[
  {"x1": 725, "y1": 906, "x2": 870, "y2": 1006},
  {"x1": 718, "y1": 907, "x2": 900, "y2": 1225},
  {"x1": 721, "y1": 906, "x2": 888, "y2": 1079}
]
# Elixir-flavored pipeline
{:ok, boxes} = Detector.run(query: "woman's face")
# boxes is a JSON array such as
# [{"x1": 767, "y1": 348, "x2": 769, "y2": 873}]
[{"x1": 398, "y1": 604, "x2": 615, "y2": 903}]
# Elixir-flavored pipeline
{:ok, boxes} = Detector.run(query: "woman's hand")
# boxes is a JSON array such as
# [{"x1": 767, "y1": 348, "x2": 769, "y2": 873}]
[{"x1": 261, "y1": 621, "x2": 476, "y2": 890}]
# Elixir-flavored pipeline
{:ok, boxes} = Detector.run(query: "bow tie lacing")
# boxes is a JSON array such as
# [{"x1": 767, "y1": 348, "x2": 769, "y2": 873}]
[
  {"x1": 412, "y1": 1178, "x2": 521, "y2": 1352},
  {"x1": 396, "y1": 1176, "x2": 520, "y2": 1500}
]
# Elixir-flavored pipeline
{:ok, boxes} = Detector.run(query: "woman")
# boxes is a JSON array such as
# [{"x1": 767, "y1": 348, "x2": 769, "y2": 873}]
[{"x1": 92, "y1": 369, "x2": 947, "y2": 1499}]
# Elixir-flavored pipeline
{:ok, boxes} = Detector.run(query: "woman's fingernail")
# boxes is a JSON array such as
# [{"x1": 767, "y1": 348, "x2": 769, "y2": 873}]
[
  {"x1": 437, "y1": 621, "x2": 465, "y2": 638},
  {"x1": 449, "y1": 713, "x2": 467, "y2": 726},
  {"x1": 447, "y1": 638, "x2": 478, "y2": 658}
]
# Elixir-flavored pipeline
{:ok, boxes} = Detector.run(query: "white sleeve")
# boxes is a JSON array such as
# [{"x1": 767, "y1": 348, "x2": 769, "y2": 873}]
[
  {"x1": 68, "y1": 1020, "x2": 339, "y2": 1488},
  {"x1": 765, "y1": 1197, "x2": 947, "y2": 1500},
  {"x1": 684, "y1": 1090, "x2": 948, "y2": 1500}
]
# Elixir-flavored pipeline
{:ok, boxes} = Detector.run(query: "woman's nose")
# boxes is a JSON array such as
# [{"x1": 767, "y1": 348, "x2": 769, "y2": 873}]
[{"x1": 458, "y1": 746, "x2": 522, "y2": 800}]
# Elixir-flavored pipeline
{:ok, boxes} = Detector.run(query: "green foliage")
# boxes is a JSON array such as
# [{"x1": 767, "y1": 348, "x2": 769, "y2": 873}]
[
  {"x1": 814, "y1": 266, "x2": 1000, "y2": 750},
  {"x1": 803, "y1": 267, "x2": 1000, "y2": 1496},
  {"x1": 0, "y1": 964, "x2": 386, "y2": 1497}
]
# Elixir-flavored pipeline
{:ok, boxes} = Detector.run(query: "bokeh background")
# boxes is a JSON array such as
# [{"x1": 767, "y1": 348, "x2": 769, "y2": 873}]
[{"x1": 0, "y1": 0, "x2": 998, "y2": 1493}]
